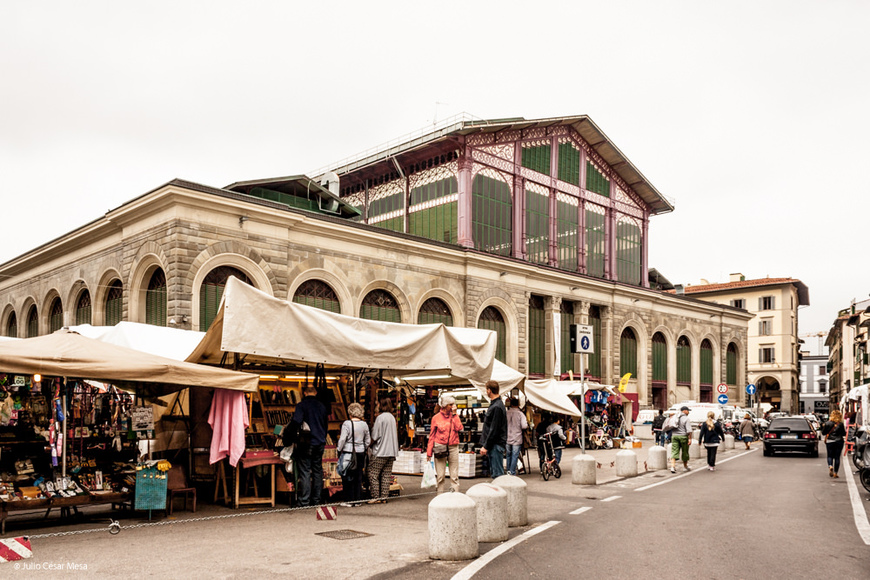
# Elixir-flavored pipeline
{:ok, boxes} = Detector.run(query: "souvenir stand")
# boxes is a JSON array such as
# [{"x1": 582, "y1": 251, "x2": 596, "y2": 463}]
[
  {"x1": 185, "y1": 277, "x2": 499, "y2": 505},
  {"x1": 0, "y1": 330, "x2": 258, "y2": 533}
]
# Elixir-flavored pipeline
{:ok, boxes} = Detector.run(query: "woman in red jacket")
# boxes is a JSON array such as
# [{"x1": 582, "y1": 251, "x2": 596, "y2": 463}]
[{"x1": 426, "y1": 395, "x2": 464, "y2": 493}]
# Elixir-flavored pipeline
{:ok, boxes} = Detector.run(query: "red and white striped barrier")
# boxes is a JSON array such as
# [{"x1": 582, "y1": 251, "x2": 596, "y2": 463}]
[
  {"x1": 315, "y1": 506, "x2": 337, "y2": 520},
  {"x1": 0, "y1": 537, "x2": 32, "y2": 563}
]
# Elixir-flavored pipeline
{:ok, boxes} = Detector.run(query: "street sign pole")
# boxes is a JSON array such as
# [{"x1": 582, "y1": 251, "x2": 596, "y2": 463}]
[{"x1": 580, "y1": 353, "x2": 586, "y2": 455}]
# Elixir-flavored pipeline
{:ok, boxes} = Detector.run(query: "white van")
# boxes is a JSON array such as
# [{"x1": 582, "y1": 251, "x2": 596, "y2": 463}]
[{"x1": 668, "y1": 402, "x2": 723, "y2": 429}]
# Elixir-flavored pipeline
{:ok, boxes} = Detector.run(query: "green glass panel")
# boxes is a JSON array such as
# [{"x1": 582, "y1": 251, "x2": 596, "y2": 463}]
[
  {"x1": 677, "y1": 337, "x2": 691, "y2": 384},
  {"x1": 525, "y1": 187, "x2": 549, "y2": 265},
  {"x1": 472, "y1": 174, "x2": 512, "y2": 256},
  {"x1": 372, "y1": 216, "x2": 404, "y2": 233},
  {"x1": 558, "y1": 143, "x2": 580, "y2": 186},
  {"x1": 556, "y1": 198, "x2": 579, "y2": 272},
  {"x1": 522, "y1": 144, "x2": 551, "y2": 175},
  {"x1": 616, "y1": 221, "x2": 642, "y2": 286},
  {"x1": 478, "y1": 307, "x2": 506, "y2": 363},
  {"x1": 528, "y1": 296, "x2": 545, "y2": 375},
  {"x1": 620, "y1": 328, "x2": 637, "y2": 376},
  {"x1": 700, "y1": 341, "x2": 713, "y2": 385},
  {"x1": 652, "y1": 334, "x2": 667, "y2": 382},
  {"x1": 585, "y1": 208, "x2": 606, "y2": 278},
  {"x1": 409, "y1": 203, "x2": 458, "y2": 244},
  {"x1": 560, "y1": 302, "x2": 574, "y2": 374},
  {"x1": 586, "y1": 161, "x2": 610, "y2": 197}
]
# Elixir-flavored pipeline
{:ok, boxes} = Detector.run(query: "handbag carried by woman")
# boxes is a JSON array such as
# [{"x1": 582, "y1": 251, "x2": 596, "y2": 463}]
[{"x1": 337, "y1": 421, "x2": 357, "y2": 476}]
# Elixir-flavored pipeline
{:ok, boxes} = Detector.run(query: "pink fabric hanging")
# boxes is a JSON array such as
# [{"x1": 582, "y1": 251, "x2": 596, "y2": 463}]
[{"x1": 208, "y1": 389, "x2": 250, "y2": 467}]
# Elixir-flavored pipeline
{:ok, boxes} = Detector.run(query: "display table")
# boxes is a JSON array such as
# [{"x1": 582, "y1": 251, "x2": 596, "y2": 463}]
[
  {"x1": 213, "y1": 454, "x2": 284, "y2": 509},
  {"x1": 0, "y1": 492, "x2": 132, "y2": 534}
]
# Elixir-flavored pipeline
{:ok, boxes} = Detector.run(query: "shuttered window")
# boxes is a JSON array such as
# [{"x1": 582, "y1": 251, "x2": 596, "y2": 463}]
[
  {"x1": 620, "y1": 327, "x2": 637, "y2": 377},
  {"x1": 293, "y1": 279, "x2": 341, "y2": 313},
  {"x1": 586, "y1": 161, "x2": 610, "y2": 197},
  {"x1": 478, "y1": 306, "x2": 506, "y2": 363},
  {"x1": 49, "y1": 298, "x2": 63, "y2": 333},
  {"x1": 472, "y1": 173, "x2": 513, "y2": 257},
  {"x1": 558, "y1": 142, "x2": 580, "y2": 185},
  {"x1": 200, "y1": 267, "x2": 252, "y2": 330},
  {"x1": 361, "y1": 290, "x2": 401, "y2": 323},
  {"x1": 525, "y1": 185, "x2": 549, "y2": 265},
  {"x1": 528, "y1": 296, "x2": 545, "y2": 375},
  {"x1": 75, "y1": 290, "x2": 92, "y2": 325},
  {"x1": 700, "y1": 339, "x2": 713, "y2": 385},
  {"x1": 105, "y1": 280, "x2": 123, "y2": 326},
  {"x1": 677, "y1": 336, "x2": 691, "y2": 385},
  {"x1": 145, "y1": 269, "x2": 167, "y2": 327},
  {"x1": 652, "y1": 333, "x2": 667, "y2": 382},
  {"x1": 409, "y1": 176, "x2": 458, "y2": 244},
  {"x1": 587, "y1": 306, "x2": 602, "y2": 380},
  {"x1": 5, "y1": 312, "x2": 16, "y2": 338},
  {"x1": 759, "y1": 296, "x2": 775, "y2": 310},
  {"x1": 27, "y1": 306, "x2": 38, "y2": 337},
  {"x1": 521, "y1": 143, "x2": 551, "y2": 175},
  {"x1": 585, "y1": 206, "x2": 607, "y2": 278},
  {"x1": 417, "y1": 298, "x2": 453, "y2": 326},
  {"x1": 616, "y1": 219, "x2": 642, "y2": 286},
  {"x1": 726, "y1": 343, "x2": 738, "y2": 385},
  {"x1": 560, "y1": 301, "x2": 575, "y2": 374},
  {"x1": 556, "y1": 194, "x2": 579, "y2": 272}
]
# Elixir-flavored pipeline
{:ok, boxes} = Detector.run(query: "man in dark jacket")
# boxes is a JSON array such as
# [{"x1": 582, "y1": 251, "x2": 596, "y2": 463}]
[
  {"x1": 480, "y1": 380, "x2": 507, "y2": 478},
  {"x1": 291, "y1": 385, "x2": 329, "y2": 506},
  {"x1": 651, "y1": 409, "x2": 666, "y2": 446}
]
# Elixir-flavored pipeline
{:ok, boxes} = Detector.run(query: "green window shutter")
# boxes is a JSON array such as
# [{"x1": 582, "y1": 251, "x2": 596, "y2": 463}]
[
  {"x1": 105, "y1": 281, "x2": 123, "y2": 326},
  {"x1": 677, "y1": 337, "x2": 691, "y2": 384},
  {"x1": 478, "y1": 306, "x2": 506, "y2": 363},
  {"x1": 587, "y1": 306, "x2": 602, "y2": 379},
  {"x1": 560, "y1": 302, "x2": 574, "y2": 374},
  {"x1": 27, "y1": 307, "x2": 38, "y2": 337},
  {"x1": 472, "y1": 174, "x2": 513, "y2": 256},
  {"x1": 557, "y1": 143, "x2": 580, "y2": 185},
  {"x1": 293, "y1": 280, "x2": 341, "y2": 314},
  {"x1": 620, "y1": 328, "x2": 637, "y2": 376},
  {"x1": 49, "y1": 299, "x2": 64, "y2": 333},
  {"x1": 525, "y1": 186, "x2": 549, "y2": 265},
  {"x1": 521, "y1": 144, "x2": 551, "y2": 175},
  {"x1": 556, "y1": 196, "x2": 579, "y2": 272},
  {"x1": 585, "y1": 161, "x2": 610, "y2": 197},
  {"x1": 5, "y1": 313, "x2": 17, "y2": 338},
  {"x1": 700, "y1": 341, "x2": 713, "y2": 385},
  {"x1": 417, "y1": 298, "x2": 453, "y2": 326},
  {"x1": 409, "y1": 176, "x2": 458, "y2": 243},
  {"x1": 585, "y1": 207, "x2": 606, "y2": 278},
  {"x1": 726, "y1": 344, "x2": 738, "y2": 385},
  {"x1": 361, "y1": 290, "x2": 401, "y2": 323},
  {"x1": 528, "y1": 296, "x2": 545, "y2": 375},
  {"x1": 652, "y1": 334, "x2": 667, "y2": 382},
  {"x1": 616, "y1": 220, "x2": 642, "y2": 286}
]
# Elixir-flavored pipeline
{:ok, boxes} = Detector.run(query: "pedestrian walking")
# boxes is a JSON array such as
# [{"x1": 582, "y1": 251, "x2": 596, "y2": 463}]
[
  {"x1": 337, "y1": 403, "x2": 370, "y2": 506},
  {"x1": 426, "y1": 395, "x2": 463, "y2": 493},
  {"x1": 290, "y1": 384, "x2": 329, "y2": 507},
  {"x1": 480, "y1": 380, "x2": 507, "y2": 478},
  {"x1": 698, "y1": 411, "x2": 725, "y2": 471},
  {"x1": 505, "y1": 397, "x2": 528, "y2": 475},
  {"x1": 669, "y1": 406, "x2": 692, "y2": 473},
  {"x1": 546, "y1": 417, "x2": 567, "y2": 465},
  {"x1": 821, "y1": 409, "x2": 847, "y2": 478},
  {"x1": 739, "y1": 413, "x2": 755, "y2": 450},
  {"x1": 652, "y1": 409, "x2": 666, "y2": 446},
  {"x1": 368, "y1": 394, "x2": 398, "y2": 503}
]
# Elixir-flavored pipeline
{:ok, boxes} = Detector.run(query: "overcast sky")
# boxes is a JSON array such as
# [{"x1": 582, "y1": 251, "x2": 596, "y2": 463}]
[{"x1": 2, "y1": 1, "x2": 867, "y2": 353}]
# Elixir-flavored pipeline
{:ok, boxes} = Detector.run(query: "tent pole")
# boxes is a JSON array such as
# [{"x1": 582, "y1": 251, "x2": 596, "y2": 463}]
[
  {"x1": 580, "y1": 358, "x2": 586, "y2": 455},
  {"x1": 62, "y1": 377, "x2": 68, "y2": 477}
]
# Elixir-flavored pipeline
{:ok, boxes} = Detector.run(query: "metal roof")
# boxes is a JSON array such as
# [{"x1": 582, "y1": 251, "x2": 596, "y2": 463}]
[
  {"x1": 225, "y1": 175, "x2": 361, "y2": 218},
  {"x1": 313, "y1": 114, "x2": 675, "y2": 215}
]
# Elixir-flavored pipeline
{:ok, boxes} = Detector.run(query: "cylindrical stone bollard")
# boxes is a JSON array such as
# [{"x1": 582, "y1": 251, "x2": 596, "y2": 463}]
[
  {"x1": 690, "y1": 440, "x2": 702, "y2": 459},
  {"x1": 692, "y1": 429, "x2": 701, "y2": 441},
  {"x1": 572, "y1": 453, "x2": 596, "y2": 485},
  {"x1": 647, "y1": 445, "x2": 667, "y2": 470},
  {"x1": 428, "y1": 492, "x2": 478, "y2": 561},
  {"x1": 724, "y1": 434, "x2": 735, "y2": 449},
  {"x1": 718, "y1": 438, "x2": 726, "y2": 452},
  {"x1": 615, "y1": 449, "x2": 638, "y2": 477},
  {"x1": 466, "y1": 483, "x2": 508, "y2": 542},
  {"x1": 492, "y1": 475, "x2": 527, "y2": 527}
]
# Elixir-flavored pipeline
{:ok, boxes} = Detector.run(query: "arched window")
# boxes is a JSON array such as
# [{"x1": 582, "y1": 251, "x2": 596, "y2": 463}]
[
  {"x1": 105, "y1": 280, "x2": 123, "y2": 326},
  {"x1": 652, "y1": 332, "x2": 667, "y2": 410},
  {"x1": 560, "y1": 301, "x2": 574, "y2": 375},
  {"x1": 677, "y1": 336, "x2": 691, "y2": 386},
  {"x1": 620, "y1": 327, "x2": 637, "y2": 376},
  {"x1": 145, "y1": 269, "x2": 167, "y2": 327},
  {"x1": 528, "y1": 296, "x2": 545, "y2": 375},
  {"x1": 27, "y1": 305, "x2": 38, "y2": 337},
  {"x1": 700, "y1": 339, "x2": 713, "y2": 403},
  {"x1": 360, "y1": 290, "x2": 401, "y2": 323},
  {"x1": 5, "y1": 311, "x2": 16, "y2": 338},
  {"x1": 727, "y1": 343, "x2": 738, "y2": 385},
  {"x1": 417, "y1": 298, "x2": 453, "y2": 326},
  {"x1": 294, "y1": 280, "x2": 340, "y2": 313},
  {"x1": 200, "y1": 267, "x2": 252, "y2": 329},
  {"x1": 587, "y1": 305, "x2": 602, "y2": 380},
  {"x1": 75, "y1": 290, "x2": 91, "y2": 325},
  {"x1": 49, "y1": 297, "x2": 63, "y2": 333},
  {"x1": 478, "y1": 306, "x2": 506, "y2": 363}
]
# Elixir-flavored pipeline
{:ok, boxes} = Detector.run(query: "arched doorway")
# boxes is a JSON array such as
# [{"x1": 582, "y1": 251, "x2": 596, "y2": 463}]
[{"x1": 756, "y1": 376, "x2": 781, "y2": 410}]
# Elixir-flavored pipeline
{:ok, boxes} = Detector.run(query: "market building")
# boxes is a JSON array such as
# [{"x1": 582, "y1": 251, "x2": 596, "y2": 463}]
[
  {"x1": 0, "y1": 115, "x2": 751, "y2": 413},
  {"x1": 825, "y1": 299, "x2": 870, "y2": 412},
  {"x1": 672, "y1": 274, "x2": 810, "y2": 413}
]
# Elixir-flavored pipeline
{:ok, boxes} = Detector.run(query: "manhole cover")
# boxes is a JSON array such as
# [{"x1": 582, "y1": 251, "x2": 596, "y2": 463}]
[{"x1": 316, "y1": 529, "x2": 373, "y2": 541}]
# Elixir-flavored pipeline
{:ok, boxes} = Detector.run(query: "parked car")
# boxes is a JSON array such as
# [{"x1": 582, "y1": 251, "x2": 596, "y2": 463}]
[{"x1": 763, "y1": 417, "x2": 819, "y2": 457}]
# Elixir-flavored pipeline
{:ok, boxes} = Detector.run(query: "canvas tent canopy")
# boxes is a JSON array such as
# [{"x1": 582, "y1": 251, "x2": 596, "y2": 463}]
[
  {"x1": 0, "y1": 329, "x2": 259, "y2": 396},
  {"x1": 186, "y1": 277, "x2": 497, "y2": 386},
  {"x1": 69, "y1": 321, "x2": 205, "y2": 361}
]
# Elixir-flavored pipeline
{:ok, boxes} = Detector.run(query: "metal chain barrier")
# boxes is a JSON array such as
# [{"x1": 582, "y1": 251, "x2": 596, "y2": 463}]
[{"x1": 22, "y1": 489, "x2": 439, "y2": 540}]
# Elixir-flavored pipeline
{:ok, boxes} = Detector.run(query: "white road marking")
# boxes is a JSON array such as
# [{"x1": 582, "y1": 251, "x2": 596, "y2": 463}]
[
  {"x1": 569, "y1": 506, "x2": 592, "y2": 515},
  {"x1": 635, "y1": 448, "x2": 756, "y2": 492},
  {"x1": 601, "y1": 495, "x2": 621, "y2": 502},
  {"x1": 450, "y1": 520, "x2": 561, "y2": 580},
  {"x1": 844, "y1": 465, "x2": 870, "y2": 545}
]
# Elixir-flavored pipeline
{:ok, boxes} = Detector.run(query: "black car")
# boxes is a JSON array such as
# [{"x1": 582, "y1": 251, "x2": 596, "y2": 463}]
[{"x1": 763, "y1": 417, "x2": 819, "y2": 457}]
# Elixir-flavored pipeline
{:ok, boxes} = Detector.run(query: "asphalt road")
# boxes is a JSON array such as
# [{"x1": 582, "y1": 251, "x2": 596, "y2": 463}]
[{"x1": 466, "y1": 448, "x2": 870, "y2": 580}]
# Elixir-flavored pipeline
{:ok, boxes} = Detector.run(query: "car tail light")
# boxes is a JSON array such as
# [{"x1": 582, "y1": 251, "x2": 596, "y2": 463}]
[
  {"x1": 801, "y1": 433, "x2": 817, "y2": 439},
  {"x1": 764, "y1": 432, "x2": 778, "y2": 439}
]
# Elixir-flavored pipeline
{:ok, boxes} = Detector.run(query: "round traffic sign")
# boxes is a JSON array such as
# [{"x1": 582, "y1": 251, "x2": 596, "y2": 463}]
[
  {"x1": 716, "y1": 383, "x2": 728, "y2": 394},
  {"x1": 746, "y1": 384, "x2": 757, "y2": 395},
  {"x1": 717, "y1": 394, "x2": 729, "y2": 405},
  {"x1": 580, "y1": 336, "x2": 590, "y2": 350}
]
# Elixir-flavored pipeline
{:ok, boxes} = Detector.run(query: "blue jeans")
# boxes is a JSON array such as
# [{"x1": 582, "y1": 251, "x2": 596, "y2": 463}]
[
  {"x1": 296, "y1": 444, "x2": 324, "y2": 506},
  {"x1": 506, "y1": 444, "x2": 522, "y2": 475},
  {"x1": 488, "y1": 444, "x2": 506, "y2": 478},
  {"x1": 554, "y1": 448, "x2": 563, "y2": 464}
]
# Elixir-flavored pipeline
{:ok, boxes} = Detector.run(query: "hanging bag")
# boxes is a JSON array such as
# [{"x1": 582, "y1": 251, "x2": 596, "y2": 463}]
[
  {"x1": 337, "y1": 420, "x2": 358, "y2": 477},
  {"x1": 433, "y1": 416, "x2": 453, "y2": 459}
]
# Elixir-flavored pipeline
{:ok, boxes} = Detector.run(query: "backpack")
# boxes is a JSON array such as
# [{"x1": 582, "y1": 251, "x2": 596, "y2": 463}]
[{"x1": 662, "y1": 414, "x2": 679, "y2": 433}]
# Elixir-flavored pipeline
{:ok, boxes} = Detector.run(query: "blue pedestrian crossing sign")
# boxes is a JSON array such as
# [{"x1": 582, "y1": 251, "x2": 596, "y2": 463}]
[
  {"x1": 746, "y1": 384, "x2": 757, "y2": 395},
  {"x1": 570, "y1": 324, "x2": 595, "y2": 353},
  {"x1": 717, "y1": 394, "x2": 729, "y2": 405}
]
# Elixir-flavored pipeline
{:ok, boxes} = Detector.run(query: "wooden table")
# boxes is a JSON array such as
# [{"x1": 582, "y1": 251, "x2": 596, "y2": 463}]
[{"x1": 0, "y1": 492, "x2": 132, "y2": 534}]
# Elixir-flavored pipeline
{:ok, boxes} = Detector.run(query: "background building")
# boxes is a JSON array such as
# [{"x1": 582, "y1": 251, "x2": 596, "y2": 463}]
[
  {"x1": 799, "y1": 352, "x2": 829, "y2": 416},
  {"x1": 826, "y1": 299, "x2": 870, "y2": 410},
  {"x1": 0, "y1": 115, "x2": 751, "y2": 412},
  {"x1": 673, "y1": 273, "x2": 809, "y2": 413}
]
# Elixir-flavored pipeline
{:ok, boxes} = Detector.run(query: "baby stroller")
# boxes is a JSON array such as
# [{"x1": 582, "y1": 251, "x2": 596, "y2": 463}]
[{"x1": 538, "y1": 431, "x2": 562, "y2": 481}]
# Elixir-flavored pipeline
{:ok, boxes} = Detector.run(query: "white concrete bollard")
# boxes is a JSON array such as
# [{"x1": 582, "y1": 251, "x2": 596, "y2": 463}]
[
  {"x1": 466, "y1": 483, "x2": 508, "y2": 543},
  {"x1": 647, "y1": 445, "x2": 667, "y2": 470},
  {"x1": 690, "y1": 440, "x2": 702, "y2": 459},
  {"x1": 428, "y1": 492, "x2": 478, "y2": 561},
  {"x1": 492, "y1": 475, "x2": 527, "y2": 527},
  {"x1": 572, "y1": 453, "x2": 597, "y2": 485},
  {"x1": 692, "y1": 429, "x2": 701, "y2": 441},
  {"x1": 615, "y1": 449, "x2": 638, "y2": 477},
  {"x1": 718, "y1": 438, "x2": 727, "y2": 452},
  {"x1": 724, "y1": 434, "x2": 735, "y2": 449}
]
